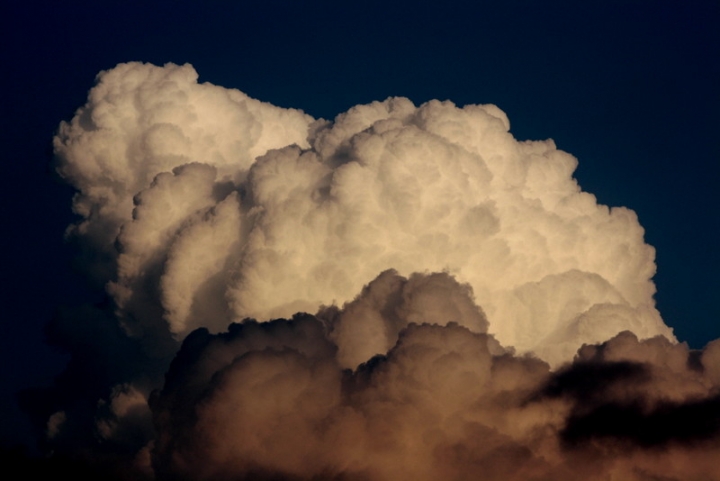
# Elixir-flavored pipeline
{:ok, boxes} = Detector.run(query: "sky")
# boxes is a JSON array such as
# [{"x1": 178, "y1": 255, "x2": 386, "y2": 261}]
[{"x1": 1, "y1": 1, "x2": 719, "y2": 478}]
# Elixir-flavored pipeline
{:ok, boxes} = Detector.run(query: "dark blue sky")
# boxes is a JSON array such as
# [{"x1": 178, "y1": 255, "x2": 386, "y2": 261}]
[{"x1": 1, "y1": 0, "x2": 718, "y2": 448}]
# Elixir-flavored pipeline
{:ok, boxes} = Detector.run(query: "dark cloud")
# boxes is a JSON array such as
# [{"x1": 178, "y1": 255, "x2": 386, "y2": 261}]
[{"x1": 147, "y1": 295, "x2": 720, "y2": 480}]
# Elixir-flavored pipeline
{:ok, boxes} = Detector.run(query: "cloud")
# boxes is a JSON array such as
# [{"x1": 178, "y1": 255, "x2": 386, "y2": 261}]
[
  {"x1": 55, "y1": 62, "x2": 672, "y2": 364},
  {"x1": 29, "y1": 62, "x2": 720, "y2": 480},
  {"x1": 149, "y1": 278, "x2": 720, "y2": 480}
]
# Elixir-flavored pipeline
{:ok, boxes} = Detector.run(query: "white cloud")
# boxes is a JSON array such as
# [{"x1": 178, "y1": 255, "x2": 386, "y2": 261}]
[{"x1": 56, "y1": 62, "x2": 672, "y2": 364}]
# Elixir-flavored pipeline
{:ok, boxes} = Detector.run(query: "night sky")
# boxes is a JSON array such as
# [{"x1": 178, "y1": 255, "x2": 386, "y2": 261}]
[{"x1": 1, "y1": 0, "x2": 718, "y2": 455}]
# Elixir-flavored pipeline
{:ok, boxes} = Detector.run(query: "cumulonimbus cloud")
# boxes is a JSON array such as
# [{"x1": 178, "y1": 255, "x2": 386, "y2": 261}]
[
  {"x1": 32, "y1": 62, "x2": 720, "y2": 480},
  {"x1": 149, "y1": 272, "x2": 720, "y2": 481},
  {"x1": 55, "y1": 61, "x2": 672, "y2": 364}
]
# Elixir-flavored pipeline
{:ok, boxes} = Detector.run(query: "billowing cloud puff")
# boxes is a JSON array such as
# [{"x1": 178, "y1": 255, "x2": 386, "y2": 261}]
[
  {"x1": 55, "y1": 62, "x2": 672, "y2": 366},
  {"x1": 36, "y1": 62, "x2": 720, "y2": 480},
  {"x1": 150, "y1": 273, "x2": 720, "y2": 480}
]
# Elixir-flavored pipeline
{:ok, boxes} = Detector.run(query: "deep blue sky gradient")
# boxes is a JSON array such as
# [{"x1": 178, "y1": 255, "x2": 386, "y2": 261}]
[{"x1": 1, "y1": 0, "x2": 718, "y2": 448}]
